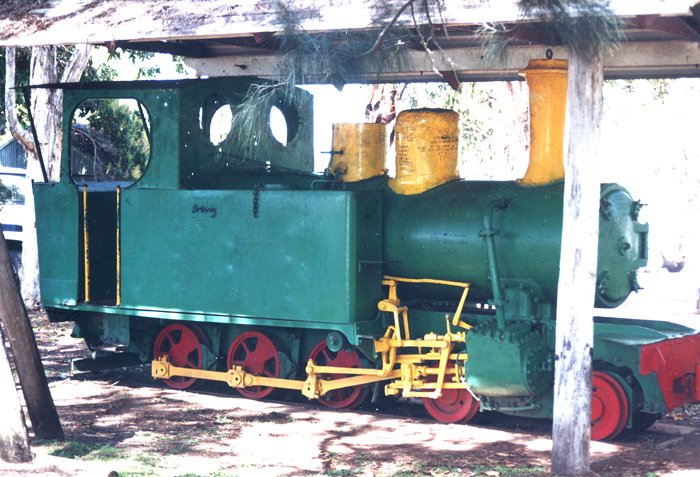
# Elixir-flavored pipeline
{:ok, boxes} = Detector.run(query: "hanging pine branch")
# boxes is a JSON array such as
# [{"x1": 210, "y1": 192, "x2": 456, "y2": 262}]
[
  {"x1": 225, "y1": 0, "x2": 429, "y2": 162},
  {"x1": 520, "y1": 0, "x2": 624, "y2": 57},
  {"x1": 479, "y1": 0, "x2": 624, "y2": 64}
]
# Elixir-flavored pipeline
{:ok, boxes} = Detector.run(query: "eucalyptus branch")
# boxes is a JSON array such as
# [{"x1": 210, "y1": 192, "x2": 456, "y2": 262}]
[
  {"x1": 361, "y1": 0, "x2": 416, "y2": 57},
  {"x1": 409, "y1": 0, "x2": 456, "y2": 80},
  {"x1": 60, "y1": 43, "x2": 94, "y2": 83},
  {"x1": 371, "y1": 0, "x2": 456, "y2": 88},
  {"x1": 435, "y1": 0, "x2": 450, "y2": 42},
  {"x1": 421, "y1": 0, "x2": 436, "y2": 46},
  {"x1": 4, "y1": 47, "x2": 35, "y2": 155}
]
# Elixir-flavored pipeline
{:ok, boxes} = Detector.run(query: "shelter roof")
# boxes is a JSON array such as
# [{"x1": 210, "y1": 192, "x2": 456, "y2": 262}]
[{"x1": 2, "y1": 0, "x2": 700, "y2": 81}]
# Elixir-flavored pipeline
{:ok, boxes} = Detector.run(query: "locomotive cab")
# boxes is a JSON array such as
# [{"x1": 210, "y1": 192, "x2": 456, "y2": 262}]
[{"x1": 36, "y1": 78, "x2": 383, "y2": 332}]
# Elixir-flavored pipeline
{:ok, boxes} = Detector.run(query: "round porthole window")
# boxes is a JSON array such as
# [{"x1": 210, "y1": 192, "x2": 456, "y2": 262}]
[
  {"x1": 269, "y1": 101, "x2": 300, "y2": 147},
  {"x1": 199, "y1": 95, "x2": 233, "y2": 146},
  {"x1": 209, "y1": 104, "x2": 233, "y2": 146}
]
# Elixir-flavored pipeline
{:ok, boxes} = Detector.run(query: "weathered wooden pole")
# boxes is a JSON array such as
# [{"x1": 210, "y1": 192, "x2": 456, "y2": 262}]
[
  {"x1": 550, "y1": 46, "x2": 604, "y2": 475},
  {"x1": 0, "y1": 226, "x2": 63, "y2": 440},
  {"x1": 0, "y1": 324, "x2": 32, "y2": 463}
]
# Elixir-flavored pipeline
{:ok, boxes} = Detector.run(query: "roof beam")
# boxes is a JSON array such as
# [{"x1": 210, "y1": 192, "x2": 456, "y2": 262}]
[
  {"x1": 114, "y1": 39, "x2": 278, "y2": 58},
  {"x1": 113, "y1": 40, "x2": 210, "y2": 58},
  {"x1": 633, "y1": 15, "x2": 700, "y2": 41},
  {"x1": 504, "y1": 24, "x2": 560, "y2": 46},
  {"x1": 184, "y1": 40, "x2": 700, "y2": 82}
]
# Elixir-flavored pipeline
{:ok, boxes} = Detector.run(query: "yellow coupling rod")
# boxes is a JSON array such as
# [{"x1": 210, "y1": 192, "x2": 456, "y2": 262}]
[
  {"x1": 151, "y1": 356, "x2": 399, "y2": 400},
  {"x1": 152, "y1": 356, "x2": 306, "y2": 391}
]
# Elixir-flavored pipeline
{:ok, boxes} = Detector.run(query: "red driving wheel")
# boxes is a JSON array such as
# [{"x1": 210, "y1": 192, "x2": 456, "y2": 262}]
[
  {"x1": 227, "y1": 331, "x2": 281, "y2": 400},
  {"x1": 423, "y1": 364, "x2": 479, "y2": 424},
  {"x1": 153, "y1": 323, "x2": 209, "y2": 389},
  {"x1": 308, "y1": 340, "x2": 369, "y2": 409},
  {"x1": 591, "y1": 371, "x2": 629, "y2": 440}
]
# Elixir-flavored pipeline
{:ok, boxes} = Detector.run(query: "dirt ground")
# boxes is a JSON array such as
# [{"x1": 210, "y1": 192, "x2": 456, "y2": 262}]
[{"x1": 3, "y1": 312, "x2": 700, "y2": 476}]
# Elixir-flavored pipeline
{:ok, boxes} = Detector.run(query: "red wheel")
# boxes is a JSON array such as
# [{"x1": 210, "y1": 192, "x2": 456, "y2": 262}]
[
  {"x1": 423, "y1": 364, "x2": 479, "y2": 424},
  {"x1": 227, "y1": 331, "x2": 281, "y2": 400},
  {"x1": 591, "y1": 371, "x2": 629, "y2": 440},
  {"x1": 308, "y1": 340, "x2": 368, "y2": 409},
  {"x1": 153, "y1": 323, "x2": 209, "y2": 390}
]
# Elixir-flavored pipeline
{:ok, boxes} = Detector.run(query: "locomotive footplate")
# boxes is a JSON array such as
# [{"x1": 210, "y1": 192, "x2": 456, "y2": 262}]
[{"x1": 152, "y1": 276, "x2": 476, "y2": 402}]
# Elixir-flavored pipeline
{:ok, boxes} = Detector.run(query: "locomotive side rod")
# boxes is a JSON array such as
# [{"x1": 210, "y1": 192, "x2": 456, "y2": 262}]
[
  {"x1": 152, "y1": 357, "x2": 306, "y2": 391},
  {"x1": 151, "y1": 356, "x2": 399, "y2": 397},
  {"x1": 152, "y1": 357, "x2": 473, "y2": 400}
]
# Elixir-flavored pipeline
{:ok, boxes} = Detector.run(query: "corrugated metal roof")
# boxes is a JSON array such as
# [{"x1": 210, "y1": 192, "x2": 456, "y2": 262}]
[
  {"x1": 2, "y1": 0, "x2": 700, "y2": 81},
  {"x1": 0, "y1": 139, "x2": 27, "y2": 170}
]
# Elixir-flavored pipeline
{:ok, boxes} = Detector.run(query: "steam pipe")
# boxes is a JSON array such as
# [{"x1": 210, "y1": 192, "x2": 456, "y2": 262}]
[{"x1": 481, "y1": 198, "x2": 509, "y2": 329}]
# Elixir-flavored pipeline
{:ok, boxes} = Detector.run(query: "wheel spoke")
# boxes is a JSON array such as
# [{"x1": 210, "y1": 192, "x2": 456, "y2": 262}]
[
  {"x1": 309, "y1": 339, "x2": 366, "y2": 409},
  {"x1": 227, "y1": 332, "x2": 281, "y2": 400},
  {"x1": 241, "y1": 340, "x2": 252, "y2": 355},
  {"x1": 154, "y1": 324, "x2": 206, "y2": 390}
]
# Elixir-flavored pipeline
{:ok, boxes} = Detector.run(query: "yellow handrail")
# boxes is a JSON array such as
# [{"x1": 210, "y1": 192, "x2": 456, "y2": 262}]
[{"x1": 82, "y1": 185, "x2": 90, "y2": 303}]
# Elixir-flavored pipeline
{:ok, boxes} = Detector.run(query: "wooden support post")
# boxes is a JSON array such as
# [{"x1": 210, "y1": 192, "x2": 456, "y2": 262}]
[
  {"x1": 0, "y1": 324, "x2": 32, "y2": 463},
  {"x1": 0, "y1": 227, "x2": 63, "y2": 440},
  {"x1": 551, "y1": 49, "x2": 603, "y2": 475}
]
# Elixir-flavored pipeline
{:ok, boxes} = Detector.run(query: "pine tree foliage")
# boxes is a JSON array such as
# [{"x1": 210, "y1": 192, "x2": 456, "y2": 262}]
[
  {"x1": 520, "y1": 0, "x2": 624, "y2": 57},
  {"x1": 480, "y1": 0, "x2": 624, "y2": 63},
  {"x1": 227, "y1": 0, "x2": 425, "y2": 162}
]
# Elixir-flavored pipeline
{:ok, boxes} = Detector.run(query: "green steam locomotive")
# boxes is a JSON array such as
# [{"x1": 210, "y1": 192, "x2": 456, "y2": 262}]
[{"x1": 30, "y1": 66, "x2": 700, "y2": 441}]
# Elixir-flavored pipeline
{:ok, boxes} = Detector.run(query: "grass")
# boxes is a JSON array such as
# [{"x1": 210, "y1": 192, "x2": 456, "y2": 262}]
[
  {"x1": 38, "y1": 437, "x2": 229, "y2": 476},
  {"x1": 317, "y1": 453, "x2": 551, "y2": 477},
  {"x1": 215, "y1": 414, "x2": 232, "y2": 424},
  {"x1": 370, "y1": 465, "x2": 549, "y2": 477},
  {"x1": 48, "y1": 441, "x2": 122, "y2": 461},
  {"x1": 465, "y1": 465, "x2": 549, "y2": 476},
  {"x1": 33, "y1": 436, "x2": 582, "y2": 477},
  {"x1": 134, "y1": 452, "x2": 159, "y2": 467},
  {"x1": 38, "y1": 440, "x2": 230, "y2": 477}
]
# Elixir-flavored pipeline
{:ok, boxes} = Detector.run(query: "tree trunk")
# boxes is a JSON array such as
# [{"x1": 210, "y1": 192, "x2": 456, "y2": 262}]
[
  {"x1": 0, "y1": 223, "x2": 63, "y2": 440},
  {"x1": 365, "y1": 84, "x2": 398, "y2": 124},
  {"x1": 3, "y1": 44, "x2": 91, "y2": 439},
  {"x1": 0, "y1": 322, "x2": 32, "y2": 463},
  {"x1": 5, "y1": 45, "x2": 92, "y2": 309},
  {"x1": 551, "y1": 50, "x2": 603, "y2": 476}
]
